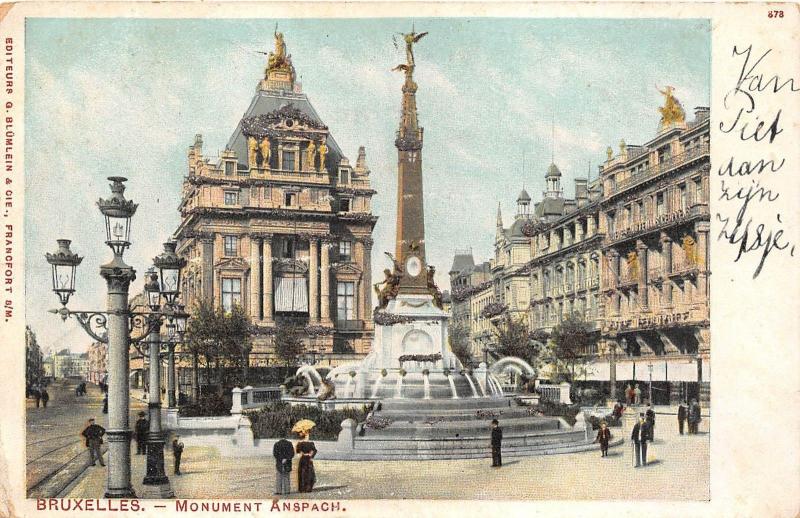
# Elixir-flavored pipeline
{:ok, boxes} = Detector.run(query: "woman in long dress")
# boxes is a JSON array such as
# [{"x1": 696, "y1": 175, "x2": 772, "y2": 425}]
[{"x1": 296, "y1": 431, "x2": 318, "y2": 492}]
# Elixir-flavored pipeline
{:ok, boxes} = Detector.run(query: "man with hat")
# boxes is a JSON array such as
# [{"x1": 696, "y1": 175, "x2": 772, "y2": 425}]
[
  {"x1": 172, "y1": 435, "x2": 184, "y2": 476},
  {"x1": 272, "y1": 434, "x2": 295, "y2": 495},
  {"x1": 81, "y1": 418, "x2": 106, "y2": 467},
  {"x1": 134, "y1": 411, "x2": 149, "y2": 455},
  {"x1": 490, "y1": 419, "x2": 503, "y2": 467},
  {"x1": 630, "y1": 413, "x2": 652, "y2": 467}
]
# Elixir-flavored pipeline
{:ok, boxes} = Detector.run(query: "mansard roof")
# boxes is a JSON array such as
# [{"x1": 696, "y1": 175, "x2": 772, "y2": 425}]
[
  {"x1": 450, "y1": 252, "x2": 475, "y2": 274},
  {"x1": 226, "y1": 88, "x2": 345, "y2": 169}
]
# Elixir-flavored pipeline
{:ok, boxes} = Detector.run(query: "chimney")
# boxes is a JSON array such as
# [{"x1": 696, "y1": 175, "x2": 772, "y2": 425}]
[
  {"x1": 694, "y1": 106, "x2": 710, "y2": 122},
  {"x1": 575, "y1": 178, "x2": 588, "y2": 207}
]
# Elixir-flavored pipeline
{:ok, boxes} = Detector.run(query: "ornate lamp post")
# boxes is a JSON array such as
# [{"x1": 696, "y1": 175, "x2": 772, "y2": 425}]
[
  {"x1": 45, "y1": 177, "x2": 140, "y2": 498},
  {"x1": 140, "y1": 242, "x2": 186, "y2": 498}
]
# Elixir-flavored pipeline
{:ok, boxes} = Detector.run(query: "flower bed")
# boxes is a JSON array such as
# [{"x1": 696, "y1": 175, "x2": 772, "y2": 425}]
[
  {"x1": 398, "y1": 353, "x2": 442, "y2": 364},
  {"x1": 245, "y1": 401, "x2": 369, "y2": 441}
]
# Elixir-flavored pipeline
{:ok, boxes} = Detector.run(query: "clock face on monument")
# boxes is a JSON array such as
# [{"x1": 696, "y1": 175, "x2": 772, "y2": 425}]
[{"x1": 405, "y1": 256, "x2": 422, "y2": 277}]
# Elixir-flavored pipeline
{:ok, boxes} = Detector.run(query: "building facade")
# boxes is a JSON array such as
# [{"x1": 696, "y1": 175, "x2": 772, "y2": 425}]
[
  {"x1": 448, "y1": 94, "x2": 710, "y2": 403},
  {"x1": 52, "y1": 349, "x2": 89, "y2": 379},
  {"x1": 25, "y1": 326, "x2": 44, "y2": 387},
  {"x1": 448, "y1": 250, "x2": 492, "y2": 360},
  {"x1": 173, "y1": 34, "x2": 377, "y2": 363},
  {"x1": 87, "y1": 341, "x2": 108, "y2": 385},
  {"x1": 598, "y1": 105, "x2": 710, "y2": 403}
]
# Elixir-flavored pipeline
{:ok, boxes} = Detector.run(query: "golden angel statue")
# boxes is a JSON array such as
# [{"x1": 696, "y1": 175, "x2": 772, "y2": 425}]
[
  {"x1": 268, "y1": 30, "x2": 288, "y2": 69},
  {"x1": 657, "y1": 85, "x2": 686, "y2": 128},
  {"x1": 392, "y1": 29, "x2": 427, "y2": 73}
]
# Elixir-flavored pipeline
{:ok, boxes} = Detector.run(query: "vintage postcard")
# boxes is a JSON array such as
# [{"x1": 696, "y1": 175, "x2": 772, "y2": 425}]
[{"x1": 0, "y1": 2, "x2": 798, "y2": 517}]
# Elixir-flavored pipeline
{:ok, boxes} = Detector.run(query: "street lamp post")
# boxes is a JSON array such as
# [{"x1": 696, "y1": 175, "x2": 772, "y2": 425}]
[
  {"x1": 46, "y1": 178, "x2": 189, "y2": 500},
  {"x1": 140, "y1": 242, "x2": 187, "y2": 498},
  {"x1": 647, "y1": 362, "x2": 654, "y2": 405},
  {"x1": 45, "y1": 177, "x2": 139, "y2": 498}
]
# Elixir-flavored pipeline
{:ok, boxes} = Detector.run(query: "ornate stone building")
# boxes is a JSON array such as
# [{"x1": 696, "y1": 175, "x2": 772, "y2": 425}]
[
  {"x1": 173, "y1": 34, "x2": 376, "y2": 361},
  {"x1": 491, "y1": 197, "x2": 533, "y2": 324},
  {"x1": 524, "y1": 165, "x2": 604, "y2": 341},
  {"x1": 598, "y1": 102, "x2": 710, "y2": 403},
  {"x1": 448, "y1": 250, "x2": 492, "y2": 359}
]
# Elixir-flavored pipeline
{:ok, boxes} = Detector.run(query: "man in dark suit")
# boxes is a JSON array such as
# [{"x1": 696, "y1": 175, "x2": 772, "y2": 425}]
[
  {"x1": 134, "y1": 412, "x2": 149, "y2": 455},
  {"x1": 645, "y1": 404, "x2": 656, "y2": 440},
  {"x1": 490, "y1": 419, "x2": 503, "y2": 467},
  {"x1": 172, "y1": 435, "x2": 184, "y2": 475},
  {"x1": 81, "y1": 418, "x2": 106, "y2": 467},
  {"x1": 677, "y1": 401, "x2": 688, "y2": 435},
  {"x1": 273, "y1": 436, "x2": 295, "y2": 495},
  {"x1": 631, "y1": 414, "x2": 651, "y2": 467}
]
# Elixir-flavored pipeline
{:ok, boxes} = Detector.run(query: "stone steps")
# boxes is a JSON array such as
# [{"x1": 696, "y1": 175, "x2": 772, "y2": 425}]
[
  {"x1": 320, "y1": 437, "x2": 622, "y2": 461},
  {"x1": 364, "y1": 417, "x2": 564, "y2": 438},
  {"x1": 356, "y1": 429, "x2": 588, "y2": 446},
  {"x1": 379, "y1": 397, "x2": 513, "y2": 411},
  {"x1": 376, "y1": 407, "x2": 553, "y2": 422}
]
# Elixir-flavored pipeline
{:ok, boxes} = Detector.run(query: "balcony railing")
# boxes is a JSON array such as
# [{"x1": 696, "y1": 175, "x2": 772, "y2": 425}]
[
  {"x1": 607, "y1": 204, "x2": 710, "y2": 243},
  {"x1": 608, "y1": 143, "x2": 709, "y2": 197},
  {"x1": 336, "y1": 320, "x2": 365, "y2": 332}
]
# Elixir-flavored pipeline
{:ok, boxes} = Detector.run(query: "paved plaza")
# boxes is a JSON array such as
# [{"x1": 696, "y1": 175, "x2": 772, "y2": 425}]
[
  {"x1": 26, "y1": 380, "x2": 146, "y2": 497},
  {"x1": 67, "y1": 412, "x2": 709, "y2": 500}
]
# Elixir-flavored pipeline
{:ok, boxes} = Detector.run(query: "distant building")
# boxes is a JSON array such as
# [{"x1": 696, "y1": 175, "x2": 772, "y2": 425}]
[
  {"x1": 449, "y1": 250, "x2": 493, "y2": 360},
  {"x1": 25, "y1": 326, "x2": 44, "y2": 386},
  {"x1": 174, "y1": 33, "x2": 376, "y2": 364},
  {"x1": 86, "y1": 341, "x2": 108, "y2": 385},
  {"x1": 52, "y1": 349, "x2": 89, "y2": 379}
]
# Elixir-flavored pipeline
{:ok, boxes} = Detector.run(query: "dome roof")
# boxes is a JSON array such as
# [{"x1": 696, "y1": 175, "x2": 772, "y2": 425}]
[
  {"x1": 546, "y1": 162, "x2": 562, "y2": 178},
  {"x1": 517, "y1": 189, "x2": 531, "y2": 203},
  {"x1": 509, "y1": 218, "x2": 527, "y2": 237}
]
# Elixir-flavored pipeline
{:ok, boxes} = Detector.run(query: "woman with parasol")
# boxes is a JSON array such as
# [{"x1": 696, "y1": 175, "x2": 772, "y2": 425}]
[{"x1": 292, "y1": 419, "x2": 318, "y2": 492}]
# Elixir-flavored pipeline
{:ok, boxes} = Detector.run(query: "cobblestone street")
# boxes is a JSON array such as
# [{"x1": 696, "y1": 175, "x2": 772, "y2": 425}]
[
  {"x1": 26, "y1": 379, "x2": 146, "y2": 497},
  {"x1": 67, "y1": 412, "x2": 709, "y2": 500}
]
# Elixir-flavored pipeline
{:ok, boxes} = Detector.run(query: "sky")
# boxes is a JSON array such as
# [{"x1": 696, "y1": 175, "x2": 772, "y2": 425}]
[{"x1": 24, "y1": 18, "x2": 710, "y2": 353}]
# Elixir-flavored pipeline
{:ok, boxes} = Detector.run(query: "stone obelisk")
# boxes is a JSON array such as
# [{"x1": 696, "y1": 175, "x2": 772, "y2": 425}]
[{"x1": 393, "y1": 29, "x2": 429, "y2": 295}]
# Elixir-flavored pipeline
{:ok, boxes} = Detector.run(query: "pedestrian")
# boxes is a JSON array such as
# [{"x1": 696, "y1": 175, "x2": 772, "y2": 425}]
[
  {"x1": 633, "y1": 384, "x2": 642, "y2": 405},
  {"x1": 102, "y1": 393, "x2": 108, "y2": 414},
  {"x1": 490, "y1": 419, "x2": 503, "y2": 467},
  {"x1": 631, "y1": 413, "x2": 651, "y2": 467},
  {"x1": 134, "y1": 411, "x2": 149, "y2": 455},
  {"x1": 677, "y1": 400, "x2": 688, "y2": 435},
  {"x1": 33, "y1": 387, "x2": 41, "y2": 408},
  {"x1": 292, "y1": 420, "x2": 317, "y2": 493},
  {"x1": 40, "y1": 388, "x2": 49, "y2": 408},
  {"x1": 645, "y1": 403, "x2": 656, "y2": 440},
  {"x1": 612, "y1": 400, "x2": 625, "y2": 422},
  {"x1": 172, "y1": 435, "x2": 184, "y2": 475},
  {"x1": 272, "y1": 435, "x2": 295, "y2": 495},
  {"x1": 81, "y1": 382, "x2": 87, "y2": 396},
  {"x1": 688, "y1": 399, "x2": 701, "y2": 434},
  {"x1": 81, "y1": 418, "x2": 106, "y2": 466},
  {"x1": 594, "y1": 420, "x2": 612, "y2": 457}
]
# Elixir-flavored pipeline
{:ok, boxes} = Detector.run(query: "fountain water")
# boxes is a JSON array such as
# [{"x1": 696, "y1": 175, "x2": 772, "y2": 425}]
[
  {"x1": 394, "y1": 374, "x2": 404, "y2": 399},
  {"x1": 423, "y1": 373, "x2": 431, "y2": 399},
  {"x1": 447, "y1": 374, "x2": 459, "y2": 399},
  {"x1": 370, "y1": 376, "x2": 383, "y2": 398},
  {"x1": 343, "y1": 376, "x2": 354, "y2": 398},
  {"x1": 463, "y1": 372, "x2": 480, "y2": 398}
]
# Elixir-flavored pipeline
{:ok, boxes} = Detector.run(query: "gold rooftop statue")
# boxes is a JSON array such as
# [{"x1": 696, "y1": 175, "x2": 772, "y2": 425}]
[{"x1": 657, "y1": 85, "x2": 686, "y2": 129}]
